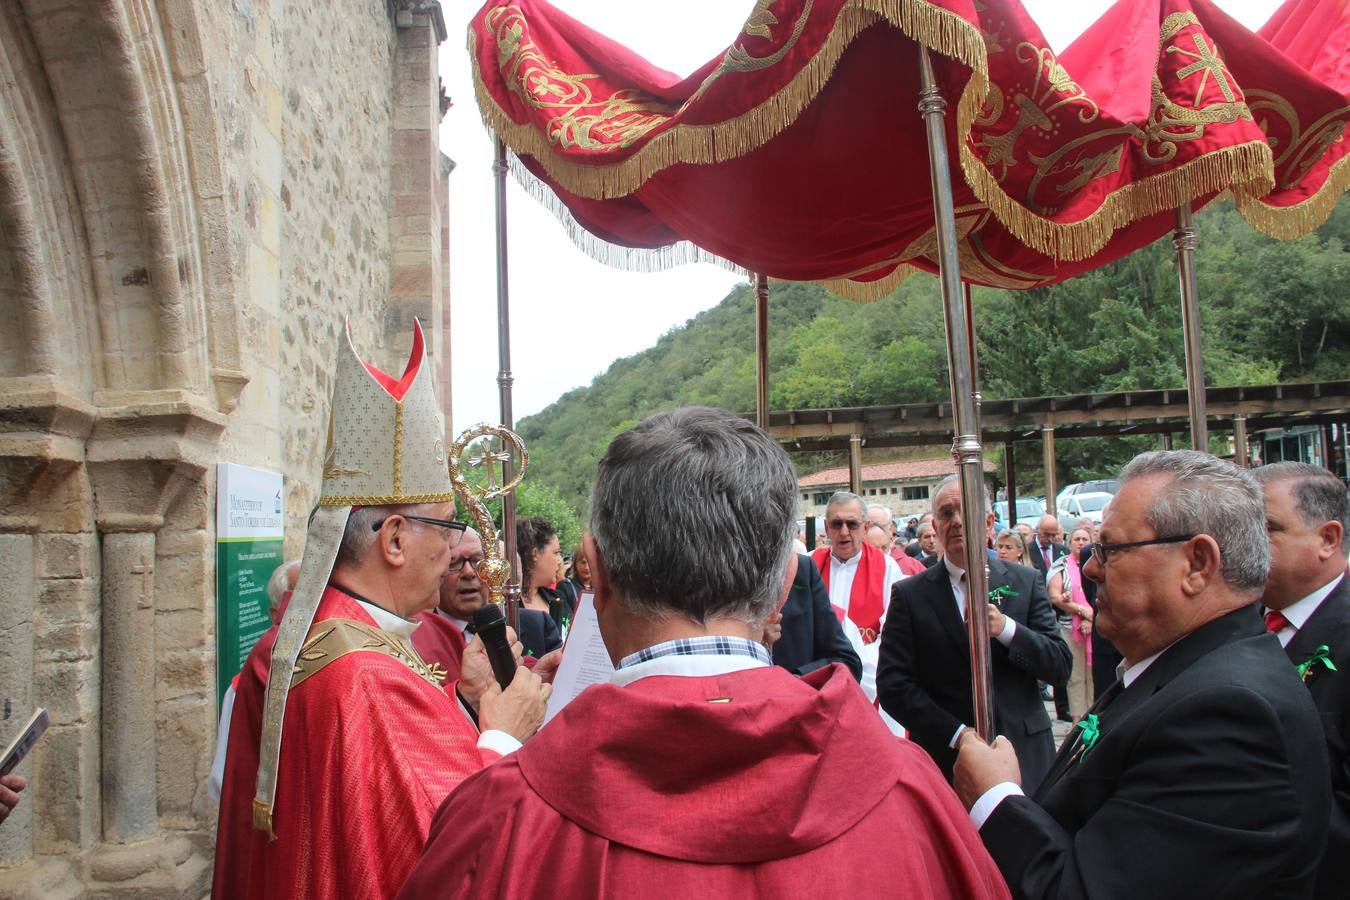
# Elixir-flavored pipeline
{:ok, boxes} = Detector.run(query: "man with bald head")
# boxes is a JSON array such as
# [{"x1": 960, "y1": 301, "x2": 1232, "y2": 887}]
[
  {"x1": 1254, "y1": 462, "x2": 1350, "y2": 900},
  {"x1": 879, "y1": 476, "x2": 1069, "y2": 790},
  {"x1": 956, "y1": 450, "x2": 1330, "y2": 900},
  {"x1": 1029, "y1": 515, "x2": 1066, "y2": 576}
]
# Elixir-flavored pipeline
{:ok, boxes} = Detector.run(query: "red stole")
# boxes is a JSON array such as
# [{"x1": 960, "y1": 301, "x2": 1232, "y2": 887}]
[{"x1": 811, "y1": 543, "x2": 885, "y2": 643}]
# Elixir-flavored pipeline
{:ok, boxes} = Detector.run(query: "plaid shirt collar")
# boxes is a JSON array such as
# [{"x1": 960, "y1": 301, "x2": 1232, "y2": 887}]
[{"x1": 612, "y1": 635, "x2": 772, "y2": 686}]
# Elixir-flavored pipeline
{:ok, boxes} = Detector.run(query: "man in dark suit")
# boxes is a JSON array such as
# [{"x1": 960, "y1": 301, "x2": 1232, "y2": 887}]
[
  {"x1": 1255, "y1": 461, "x2": 1349, "y2": 900},
  {"x1": 1028, "y1": 515, "x2": 1066, "y2": 576},
  {"x1": 956, "y1": 450, "x2": 1331, "y2": 900},
  {"x1": 877, "y1": 476, "x2": 1071, "y2": 792},
  {"x1": 768, "y1": 554, "x2": 863, "y2": 681}
]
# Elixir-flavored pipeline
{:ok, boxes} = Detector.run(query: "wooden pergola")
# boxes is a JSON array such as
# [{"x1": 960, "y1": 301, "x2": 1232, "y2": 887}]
[{"x1": 768, "y1": 380, "x2": 1350, "y2": 513}]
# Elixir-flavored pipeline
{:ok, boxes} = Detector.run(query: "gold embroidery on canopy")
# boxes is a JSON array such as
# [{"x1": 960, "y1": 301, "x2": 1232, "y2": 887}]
[
  {"x1": 721, "y1": 0, "x2": 813, "y2": 75},
  {"x1": 1015, "y1": 43, "x2": 1099, "y2": 124},
  {"x1": 488, "y1": 5, "x2": 671, "y2": 152},
  {"x1": 1143, "y1": 12, "x2": 1251, "y2": 164}
]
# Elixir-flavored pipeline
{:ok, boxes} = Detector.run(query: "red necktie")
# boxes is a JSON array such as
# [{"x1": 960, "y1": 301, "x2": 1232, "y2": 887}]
[
  {"x1": 1264, "y1": 610, "x2": 1291, "y2": 633},
  {"x1": 1043, "y1": 547, "x2": 1052, "y2": 567}
]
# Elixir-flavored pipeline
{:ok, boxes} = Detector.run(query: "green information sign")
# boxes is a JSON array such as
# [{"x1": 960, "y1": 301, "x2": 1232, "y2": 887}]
[{"x1": 215, "y1": 463, "x2": 285, "y2": 708}]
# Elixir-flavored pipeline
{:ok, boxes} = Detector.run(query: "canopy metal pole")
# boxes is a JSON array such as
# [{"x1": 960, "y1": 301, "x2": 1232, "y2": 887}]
[
  {"x1": 1174, "y1": 203, "x2": 1208, "y2": 449},
  {"x1": 493, "y1": 137, "x2": 520, "y2": 631},
  {"x1": 755, "y1": 274, "x2": 770, "y2": 429},
  {"x1": 848, "y1": 432, "x2": 863, "y2": 494},
  {"x1": 1234, "y1": 415, "x2": 1249, "y2": 468},
  {"x1": 1042, "y1": 425, "x2": 1057, "y2": 507},
  {"x1": 918, "y1": 46, "x2": 995, "y2": 742}
]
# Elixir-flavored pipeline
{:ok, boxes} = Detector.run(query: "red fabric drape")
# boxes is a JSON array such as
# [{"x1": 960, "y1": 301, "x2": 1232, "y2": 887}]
[{"x1": 470, "y1": 0, "x2": 1349, "y2": 295}]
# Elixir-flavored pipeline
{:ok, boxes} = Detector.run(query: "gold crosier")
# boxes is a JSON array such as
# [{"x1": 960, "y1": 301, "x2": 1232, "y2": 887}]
[{"x1": 447, "y1": 423, "x2": 529, "y2": 607}]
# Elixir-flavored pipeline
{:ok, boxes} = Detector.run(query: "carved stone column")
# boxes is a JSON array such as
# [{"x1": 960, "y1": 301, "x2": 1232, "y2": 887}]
[
  {"x1": 0, "y1": 378, "x2": 96, "y2": 864},
  {"x1": 86, "y1": 397, "x2": 224, "y2": 844}
]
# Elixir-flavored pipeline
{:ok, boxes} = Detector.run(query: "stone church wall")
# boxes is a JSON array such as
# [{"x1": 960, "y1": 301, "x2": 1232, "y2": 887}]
[{"x1": 0, "y1": 1, "x2": 453, "y2": 895}]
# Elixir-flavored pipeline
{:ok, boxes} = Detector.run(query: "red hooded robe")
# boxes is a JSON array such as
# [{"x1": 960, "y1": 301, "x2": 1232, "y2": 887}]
[{"x1": 399, "y1": 663, "x2": 1009, "y2": 899}]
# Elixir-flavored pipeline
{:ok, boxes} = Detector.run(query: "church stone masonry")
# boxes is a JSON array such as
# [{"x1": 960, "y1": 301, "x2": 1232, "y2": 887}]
[{"x1": 0, "y1": 1, "x2": 454, "y2": 895}]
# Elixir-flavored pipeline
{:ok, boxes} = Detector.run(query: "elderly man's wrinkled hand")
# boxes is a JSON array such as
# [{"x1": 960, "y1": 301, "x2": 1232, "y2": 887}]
[
  {"x1": 458, "y1": 627, "x2": 525, "y2": 712},
  {"x1": 478, "y1": 665, "x2": 550, "y2": 743},
  {"x1": 954, "y1": 734, "x2": 1021, "y2": 810}
]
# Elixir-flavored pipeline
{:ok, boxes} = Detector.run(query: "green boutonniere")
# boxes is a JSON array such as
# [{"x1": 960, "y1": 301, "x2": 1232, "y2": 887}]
[
  {"x1": 1297, "y1": 645, "x2": 1337, "y2": 683},
  {"x1": 988, "y1": 585, "x2": 1017, "y2": 608},
  {"x1": 1070, "y1": 713, "x2": 1101, "y2": 764}
]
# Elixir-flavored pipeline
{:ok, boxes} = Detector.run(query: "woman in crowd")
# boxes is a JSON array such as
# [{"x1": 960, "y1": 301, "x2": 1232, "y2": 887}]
[
  {"x1": 517, "y1": 517, "x2": 572, "y2": 632},
  {"x1": 1047, "y1": 527, "x2": 1095, "y2": 720},
  {"x1": 566, "y1": 543, "x2": 592, "y2": 596},
  {"x1": 995, "y1": 529, "x2": 1035, "y2": 568}
]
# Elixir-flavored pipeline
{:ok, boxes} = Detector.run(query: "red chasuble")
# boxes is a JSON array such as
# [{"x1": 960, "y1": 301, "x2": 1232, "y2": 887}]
[
  {"x1": 213, "y1": 587, "x2": 495, "y2": 899},
  {"x1": 812, "y1": 543, "x2": 887, "y2": 643},
  {"x1": 400, "y1": 664, "x2": 1009, "y2": 899},
  {"x1": 411, "y1": 610, "x2": 469, "y2": 689}
]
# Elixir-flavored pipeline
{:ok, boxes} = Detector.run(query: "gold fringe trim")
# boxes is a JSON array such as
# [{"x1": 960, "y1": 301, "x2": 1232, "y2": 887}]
[
  {"x1": 959, "y1": 137, "x2": 1274, "y2": 262},
  {"x1": 392, "y1": 401, "x2": 404, "y2": 496},
  {"x1": 318, "y1": 490, "x2": 457, "y2": 507},
  {"x1": 818, "y1": 264, "x2": 917, "y2": 301},
  {"x1": 253, "y1": 800, "x2": 276, "y2": 840},
  {"x1": 504, "y1": 152, "x2": 747, "y2": 275},
  {"x1": 1234, "y1": 151, "x2": 1350, "y2": 240},
  {"x1": 471, "y1": 0, "x2": 989, "y2": 202}
]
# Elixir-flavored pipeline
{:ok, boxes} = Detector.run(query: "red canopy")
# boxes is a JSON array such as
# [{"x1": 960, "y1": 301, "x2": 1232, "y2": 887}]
[{"x1": 470, "y1": 0, "x2": 1349, "y2": 295}]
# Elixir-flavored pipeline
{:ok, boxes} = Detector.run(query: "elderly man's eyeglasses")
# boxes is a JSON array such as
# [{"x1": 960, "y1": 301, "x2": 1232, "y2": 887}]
[
  {"x1": 372, "y1": 514, "x2": 468, "y2": 544},
  {"x1": 1087, "y1": 535, "x2": 1194, "y2": 566},
  {"x1": 828, "y1": 518, "x2": 863, "y2": 531}
]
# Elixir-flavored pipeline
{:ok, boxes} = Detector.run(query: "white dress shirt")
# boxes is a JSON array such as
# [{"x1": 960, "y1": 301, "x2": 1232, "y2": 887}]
[{"x1": 1268, "y1": 573, "x2": 1344, "y2": 648}]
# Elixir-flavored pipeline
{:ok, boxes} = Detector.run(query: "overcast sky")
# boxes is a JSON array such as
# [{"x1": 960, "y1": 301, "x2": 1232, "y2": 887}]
[{"x1": 437, "y1": 1, "x2": 1283, "y2": 433}]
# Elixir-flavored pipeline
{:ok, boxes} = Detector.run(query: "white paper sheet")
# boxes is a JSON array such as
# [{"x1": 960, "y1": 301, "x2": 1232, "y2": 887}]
[{"x1": 543, "y1": 592, "x2": 615, "y2": 725}]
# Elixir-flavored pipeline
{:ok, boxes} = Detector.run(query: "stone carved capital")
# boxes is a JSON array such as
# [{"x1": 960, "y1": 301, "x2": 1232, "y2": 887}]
[
  {"x1": 393, "y1": 0, "x2": 447, "y2": 42},
  {"x1": 85, "y1": 393, "x2": 226, "y2": 534},
  {"x1": 0, "y1": 376, "x2": 97, "y2": 534}
]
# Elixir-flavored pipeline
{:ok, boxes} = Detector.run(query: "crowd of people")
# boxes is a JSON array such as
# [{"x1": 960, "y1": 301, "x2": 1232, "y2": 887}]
[{"x1": 9, "y1": 323, "x2": 1345, "y2": 899}]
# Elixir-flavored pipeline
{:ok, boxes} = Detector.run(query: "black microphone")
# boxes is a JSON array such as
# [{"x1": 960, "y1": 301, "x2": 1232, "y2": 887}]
[{"x1": 472, "y1": 604, "x2": 517, "y2": 690}]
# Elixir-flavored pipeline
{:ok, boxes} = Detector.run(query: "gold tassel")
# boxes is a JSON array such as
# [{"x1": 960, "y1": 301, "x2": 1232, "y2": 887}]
[{"x1": 252, "y1": 799, "x2": 277, "y2": 841}]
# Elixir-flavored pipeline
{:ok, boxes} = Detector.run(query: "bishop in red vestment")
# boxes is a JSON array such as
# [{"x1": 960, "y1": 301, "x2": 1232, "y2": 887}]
[
  {"x1": 213, "y1": 321, "x2": 549, "y2": 899},
  {"x1": 402, "y1": 407, "x2": 1008, "y2": 899}
]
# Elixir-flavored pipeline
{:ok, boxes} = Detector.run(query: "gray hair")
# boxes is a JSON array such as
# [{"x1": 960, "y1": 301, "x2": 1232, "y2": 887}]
[
  {"x1": 266, "y1": 559, "x2": 302, "y2": 613},
  {"x1": 1253, "y1": 462, "x2": 1350, "y2": 553},
  {"x1": 589, "y1": 407, "x2": 796, "y2": 625},
  {"x1": 826, "y1": 491, "x2": 867, "y2": 520},
  {"x1": 1119, "y1": 450, "x2": 1269, "y2": 593},
  {"x1": 931, "y1": 474, "x2": 992, "y2": 509},
  {"x1": 917, "y1": 522, "x2": 935, "y2": 538},
  {"x1": 336, "y1": 503, "x2": 441, "y2": 566}
]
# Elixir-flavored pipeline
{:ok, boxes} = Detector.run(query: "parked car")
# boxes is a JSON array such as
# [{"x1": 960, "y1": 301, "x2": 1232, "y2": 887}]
[
  {"x1": 993, "y1": 497, "x2": 1045, "y2": 528},
  {"x1": 1056, "y1": 479, "x2": 1120, "y2": 512},
  {"x1": 1060, "y1": 491, "x2": 1114, "y2": 525}
]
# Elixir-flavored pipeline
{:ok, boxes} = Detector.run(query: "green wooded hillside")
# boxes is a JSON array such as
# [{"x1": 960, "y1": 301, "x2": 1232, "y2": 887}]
[{"x1": 517, "y1": 198, "x2": 1350, "y2": 519}]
